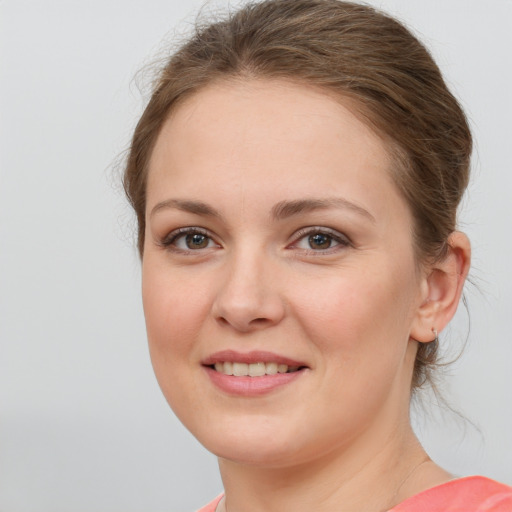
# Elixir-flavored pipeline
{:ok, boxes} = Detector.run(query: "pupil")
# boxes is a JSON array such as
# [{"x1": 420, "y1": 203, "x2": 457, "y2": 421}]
[
  {"x1": 309, "y1": 233, "x2": 331, "y2": 249},
  {"x1": 186, "y1": 233, "x2": 208, "y2": 249}
]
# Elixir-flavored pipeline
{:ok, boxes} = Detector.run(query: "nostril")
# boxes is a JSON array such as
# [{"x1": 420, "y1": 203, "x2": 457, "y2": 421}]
[
  {"x1": 215, "y1": 315, "x2": 273, "y2": 332},
  {"x1": 212, "y1": 294, "x2": 286, "y2": 331}
]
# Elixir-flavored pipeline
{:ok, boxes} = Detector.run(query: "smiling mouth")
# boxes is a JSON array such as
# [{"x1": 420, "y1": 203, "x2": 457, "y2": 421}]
[{"x1": 211, "y1": 362, "x2": 304, "y2": 377}]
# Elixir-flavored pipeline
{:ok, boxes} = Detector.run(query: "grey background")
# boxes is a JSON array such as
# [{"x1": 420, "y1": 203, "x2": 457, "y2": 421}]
[{"x1": 1, "y1": 0, "x2": 511, "y2": 510}]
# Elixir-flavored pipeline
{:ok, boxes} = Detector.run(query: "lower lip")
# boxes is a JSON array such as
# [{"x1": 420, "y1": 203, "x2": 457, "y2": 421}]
[{"x1": 204, "y1": 366, "x2": 306, "y2": 396}]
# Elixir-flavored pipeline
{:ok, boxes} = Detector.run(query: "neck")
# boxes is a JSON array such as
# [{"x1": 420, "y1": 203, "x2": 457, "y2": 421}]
[
  {"x1": 217, "y1": 420, "x2": 445, "y2": 512},
  {"x1": 215, "y1": 345, "x2": 452, "y2": 512}
]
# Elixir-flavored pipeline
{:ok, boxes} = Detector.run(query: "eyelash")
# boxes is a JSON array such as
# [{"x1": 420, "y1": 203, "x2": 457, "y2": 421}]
[
  {"x1": 289, "y1": 226, "x2": 351, "y2": 254},
  {"x1": 160, "y1": 227, "x2": 219, "y2": 253},
  {"x1": 159, "y1": 226, "x2": 351, "y2": 255}
]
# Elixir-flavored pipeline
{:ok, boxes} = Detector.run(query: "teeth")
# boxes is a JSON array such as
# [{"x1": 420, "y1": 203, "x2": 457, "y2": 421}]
[
  {"x1": 213, "y1": 362, "x2": 302, "y2": 376},
  {"x1": 215, "y1": 361, "x2": 233, "y2": 375},
  {"x1": 224, "y1": 361, "x2": 233, "y2": 375},
  {"x1": 233, "y1": 362, "x2": 249, "y2": 376},
  {"x1": 249, "y1": 362, "x2": 266, "y2": 377},
  {"x1": 266, "y1": 362, "x2": 278, "y2": 375}
]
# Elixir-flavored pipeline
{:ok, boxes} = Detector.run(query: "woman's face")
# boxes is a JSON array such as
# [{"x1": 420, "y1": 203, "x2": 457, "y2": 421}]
[{"x1": 142, "y1": 80, "x2": 427, "y2": 467}]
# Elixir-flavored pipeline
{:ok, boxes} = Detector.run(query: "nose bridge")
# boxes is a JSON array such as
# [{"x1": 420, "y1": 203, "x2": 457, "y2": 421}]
[{"x1": 212, "y1": 240, "x2": 284, "y2": 331}]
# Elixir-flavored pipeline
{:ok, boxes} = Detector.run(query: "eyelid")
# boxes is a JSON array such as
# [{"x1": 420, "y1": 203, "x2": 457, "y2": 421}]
[
  {"x1": 289, "y1": 226, "x2": 352, "y2": 252},
  {"x1": 158, "y1": 225, "x2": 351, "y2": 254},
  {"x1": 159, "y1": 226, "x2": 220, "y2": 252}
]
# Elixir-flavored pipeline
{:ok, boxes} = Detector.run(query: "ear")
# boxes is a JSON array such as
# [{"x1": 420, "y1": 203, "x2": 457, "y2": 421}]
[{"x1": 410, "y1": 231, "x2": 471, "y2": 343}]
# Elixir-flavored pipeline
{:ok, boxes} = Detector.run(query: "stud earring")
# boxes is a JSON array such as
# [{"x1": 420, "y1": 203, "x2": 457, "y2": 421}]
[{"x1": 431, "y1": 328, "x2": 438, "y2": 343}]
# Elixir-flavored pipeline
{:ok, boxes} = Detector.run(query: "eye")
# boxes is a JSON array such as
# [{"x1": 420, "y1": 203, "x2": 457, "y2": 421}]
[
  {"x1": 161, "y1": 227, "x2": 219, "y2": 252},
  {"x1": 307, "y1": 233, "x2": 335, "y2": 250},
  {"x1": 291, "y1": 227, "x2": 350, "y2": 252}
]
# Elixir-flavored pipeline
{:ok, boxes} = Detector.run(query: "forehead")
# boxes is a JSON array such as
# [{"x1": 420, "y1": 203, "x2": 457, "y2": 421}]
[{"x1": 147, "y1": 79, "x2": 404, "y2": 220}]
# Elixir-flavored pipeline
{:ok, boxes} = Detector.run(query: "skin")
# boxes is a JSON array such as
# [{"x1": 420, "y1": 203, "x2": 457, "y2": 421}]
[{"x1": 142, "y1": 79, "x2": 470, "y2": 511}]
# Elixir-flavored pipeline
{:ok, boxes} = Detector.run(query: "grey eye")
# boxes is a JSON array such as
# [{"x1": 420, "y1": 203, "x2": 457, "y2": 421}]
[
  {"x1": 308, "y1": 233, "x2": 333, "y2": 249},
  {"x1": 168, "y1": 230, "x2": 217, "y2": 251},
  {"x1": 292, "y1": 228, "x2": 349, "y2": 253},
  {"x1": 185, "y1": 233, "x2": 210, "y2": 249}
]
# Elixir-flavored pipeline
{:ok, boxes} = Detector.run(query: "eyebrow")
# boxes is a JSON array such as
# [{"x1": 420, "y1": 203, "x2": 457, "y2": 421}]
[
  {"x1": 271, "y1": 198, "x2": 376, "y2": 222},
  {"x1": 149, "y1": 197, "x2": 375, "y2": 223},
  {"x1": 150, "y1": 199, "x2": 222, "y2": 219}
]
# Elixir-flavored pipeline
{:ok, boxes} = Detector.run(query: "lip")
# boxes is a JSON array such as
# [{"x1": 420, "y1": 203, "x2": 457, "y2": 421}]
[
  {"x1": 202, "y1": 349, "x2": 307, "y2": 367},
  {"x1": 204, "y1": 366, "x2": 307, "y2": 396},
  {"x1": 202, "y1": 350, "x2": 309, "y2": 397}
]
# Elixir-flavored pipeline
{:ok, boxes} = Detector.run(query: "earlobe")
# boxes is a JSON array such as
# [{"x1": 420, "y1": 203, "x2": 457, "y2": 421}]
[{"x1": 410, "y1": 232, "x2": 471, "y2": 343}]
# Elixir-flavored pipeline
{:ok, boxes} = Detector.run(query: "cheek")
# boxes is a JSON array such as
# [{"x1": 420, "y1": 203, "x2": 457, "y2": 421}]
[
  {"x1": 141, "y1": 260, "x2": 213, "y2": 418},
  {"x1": 142, "y1": 259, "x2": 208, "y2": 361},
  {"x1": 290, "y1": 260, "x2": 418, "y2": 362}
]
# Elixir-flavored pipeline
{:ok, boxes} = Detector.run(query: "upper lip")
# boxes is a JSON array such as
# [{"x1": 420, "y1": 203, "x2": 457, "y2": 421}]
[{"x1": 202, "y1": 350, "x2": 308, "y2": 368}]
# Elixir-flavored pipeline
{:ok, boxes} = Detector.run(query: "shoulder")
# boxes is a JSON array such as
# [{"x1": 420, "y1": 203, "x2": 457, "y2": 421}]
[
  {"x1": 195, "y1": 494, "x2": 224, "y2": 512},
  {"x1": 391, "y1": 476, "x2": 512, "y2": 512}
]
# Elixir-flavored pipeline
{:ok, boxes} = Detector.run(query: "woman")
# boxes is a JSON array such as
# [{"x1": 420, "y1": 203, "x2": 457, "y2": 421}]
[{"x1": 123, "y1": 0, "x2": 512, "y2": 510}]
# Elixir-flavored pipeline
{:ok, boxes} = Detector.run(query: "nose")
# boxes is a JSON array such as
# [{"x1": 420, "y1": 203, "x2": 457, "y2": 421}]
[{"x1": 211, "y1": 248, "x2": 286, "y2": 333}]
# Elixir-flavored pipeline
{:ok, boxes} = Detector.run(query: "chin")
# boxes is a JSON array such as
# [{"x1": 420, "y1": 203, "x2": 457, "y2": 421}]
[
  {"x1": 190, "y1": 411, "x2": 349, "y2": 470},
  {"x1": 187, "y1": 414, "x2": 307, "y2": 467},
  {"x1": 212, "y1": 439, "x2": 302, "y2": 468}
]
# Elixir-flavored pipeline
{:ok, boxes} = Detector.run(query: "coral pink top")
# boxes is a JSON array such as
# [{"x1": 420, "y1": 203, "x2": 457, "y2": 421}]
[{"x1": 196, "y1": 476, "x2": 512, "y2": 512}]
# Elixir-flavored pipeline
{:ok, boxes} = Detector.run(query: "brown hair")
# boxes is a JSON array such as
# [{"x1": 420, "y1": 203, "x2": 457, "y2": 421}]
[{"x1": 123, "y1": 0, "x2": 472, "y2": 391}]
